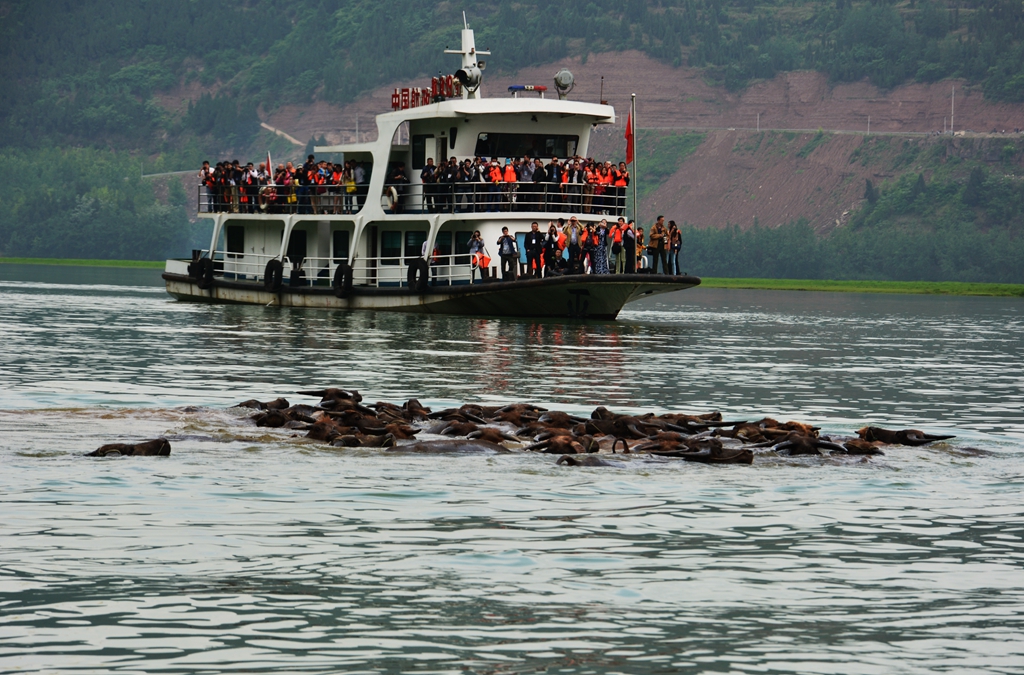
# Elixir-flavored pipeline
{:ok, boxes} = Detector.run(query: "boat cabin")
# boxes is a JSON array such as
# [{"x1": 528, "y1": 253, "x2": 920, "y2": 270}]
[{"x1": 184, "y1": 21, "x2": 618, "y2": 290}]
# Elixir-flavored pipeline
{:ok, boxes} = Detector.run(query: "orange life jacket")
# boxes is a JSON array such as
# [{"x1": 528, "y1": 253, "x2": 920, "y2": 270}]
[
  {"x1": 503, "y1": 165, "x2": 517, "y2": 183},
  {"x1": 614, "y1": 170, "x2": 628, "y2": 187},
  {"x1": 488, "y1": 165, "x2": 502, "y2": 183}
]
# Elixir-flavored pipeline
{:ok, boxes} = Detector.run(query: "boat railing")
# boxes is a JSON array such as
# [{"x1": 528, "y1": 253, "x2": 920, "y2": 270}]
[
  {"x1": 350, "y1": 253, "x2": 476, "y2": 288},
  {"x1": 205, "y1": 251, "x2": 477, "y2": 289},
  {"x1": 210, "y1": 250, "x2": 280, "y2": 280},
  {"x1": 197, "y1": 182, "x2": 629, "y2": 217},
  {"x1": 382, "y1": 181, "x2": 629, "y2": 216},
  {"x1": 197, "y1": 184, "x2": 370, "y2": 215}
]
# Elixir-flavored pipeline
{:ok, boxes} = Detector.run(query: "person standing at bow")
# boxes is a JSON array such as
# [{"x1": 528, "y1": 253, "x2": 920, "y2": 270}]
[
  {"x1": 497, "y1": 226, "x2": 519, "y2": 281},
  {"x1": 648, "y1": 215, "x2": 669, "y2": 274}
]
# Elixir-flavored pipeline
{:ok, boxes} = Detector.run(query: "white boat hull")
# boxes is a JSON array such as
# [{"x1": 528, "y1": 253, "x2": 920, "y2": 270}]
[{"x1": 163, "y1": 271, "x2": 699, "y2": 320}]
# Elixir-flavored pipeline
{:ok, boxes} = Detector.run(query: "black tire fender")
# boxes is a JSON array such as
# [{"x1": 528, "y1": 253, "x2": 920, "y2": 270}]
[
  {"x1": 195, "y1": 257, "x2": 215, "y2": 290},
  {"x1": 333, "y1": 261, "x2": 354, "y2": 298},
  {"x1": 264, "y1": 259, "x2": 284, "y2": 293},
  {"x1": 407, "y1": 258, "x2": 428, "y2": 293}
]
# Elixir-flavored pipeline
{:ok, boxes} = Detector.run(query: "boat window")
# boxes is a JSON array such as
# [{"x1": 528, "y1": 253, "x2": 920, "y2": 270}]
[
  {"x1": 332, "y1": 230, "x2": 350, "y2": 263},
  {"x1": 454, "y1": 230, "x2": 474, "y2": 265},
  {"x1": 405, "y1": 231, "x2": 427, "y2": 262},
  {"x1": 226, "y1": 225, "x2": 244, "y2": 259},
  {"x1": 286, "y1": 230, "x2": 307, "y2": 266},
  {"x1": 412, "y1": 135, "x2": 433, "y2": 170},
  {"x1": 516, "y1": 232, "x2": 529, "y2": 265},
  {"x1": 381, "y1": 231, "x2": 401, "y2": 265},
  {"x1": 474, "y1": 133, "x2": 579, "y2": 160},
  {"x1": 435, "y1": 231, "x2": 452, "y2": 259}
]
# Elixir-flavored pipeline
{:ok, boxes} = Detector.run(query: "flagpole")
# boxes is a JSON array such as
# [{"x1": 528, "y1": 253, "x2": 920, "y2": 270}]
[{"x1": 631, "y1": 93, "x2": 638, "y2": 224}]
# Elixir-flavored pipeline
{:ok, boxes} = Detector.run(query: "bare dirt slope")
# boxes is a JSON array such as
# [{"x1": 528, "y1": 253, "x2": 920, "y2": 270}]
[
  {"x1": 644, "y1": 130, "x2": 872, "y2": 230},
  {"x1": 260, "y1": 50, "x2": 1023, "y2": 144},
  {"x1": 246, "y1": 51, "x2": 1022, "y2": 230}
]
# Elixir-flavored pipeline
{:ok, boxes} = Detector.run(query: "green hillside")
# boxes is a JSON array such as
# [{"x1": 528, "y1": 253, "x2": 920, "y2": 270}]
[
  {"x1": 673, "y1": 132, "x2": 1024, "y2": 282},
  {"x1": 1, "y1": 0, "x2": 1023, "y2": 265},
  {"x1": 3, "y1": 0, "x2": 1022, "y2": 154}
]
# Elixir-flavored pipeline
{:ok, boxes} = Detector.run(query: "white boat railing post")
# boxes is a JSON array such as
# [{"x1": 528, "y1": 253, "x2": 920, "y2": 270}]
[
  {"x1": 278, "y1": 216, "x2": 296, "y2": 264},
  {"x1": 208, "y1": 215, "x2": 224, "y2": 262}
]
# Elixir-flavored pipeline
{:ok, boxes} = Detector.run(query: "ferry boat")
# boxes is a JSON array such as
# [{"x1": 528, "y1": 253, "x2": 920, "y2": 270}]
[{"x1": 162, "y1": 20, "x2": 700, "y2": 319}]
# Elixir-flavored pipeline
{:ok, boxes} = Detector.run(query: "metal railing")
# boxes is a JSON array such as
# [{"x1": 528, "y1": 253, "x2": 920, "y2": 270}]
[
  {"x1": 383, "y1": 181, "x2": 629, "y2": 216},
  {"x1": 198, "y1": 185, "x2": 370, "y2": 215},
  {"x1": 204, "y1": 250, "x2": 480, "y2": 289},
  {"x1": 211, "y1": 250, "x2": 280, "y2": 280},
  {"x1": 197, "y1": 182, "x2": 629, "y2": 217}
]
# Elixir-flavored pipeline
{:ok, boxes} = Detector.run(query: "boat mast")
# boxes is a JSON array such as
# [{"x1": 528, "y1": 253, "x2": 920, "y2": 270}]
[{"x1": 445, "y1": 13, "x2": 489, "y2": 100}]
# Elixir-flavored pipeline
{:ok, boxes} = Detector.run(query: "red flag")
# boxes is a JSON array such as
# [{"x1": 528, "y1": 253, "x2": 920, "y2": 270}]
[{"x1": 624, "y1": 112, "x2": 634, "y2": 165}]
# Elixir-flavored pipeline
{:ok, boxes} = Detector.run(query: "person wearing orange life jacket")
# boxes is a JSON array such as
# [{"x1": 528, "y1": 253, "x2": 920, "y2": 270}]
[
  {"x1": 582, "y1": 163, "x2": 597, "y2": 214},
  {"x1": 614, "y1": 162, "x2": 629, "y2": 216},
  {"x1": 241, "y1": 162, "x2": 258, "y2": 214},
  {"x1": 329, "y1": 163, "x2": 344, "y2": 214},
  {"x1": 502, "y1": 159, "x2": 517, "y2": 212},
  {"x1": 596, "y1": 164, "x2": 613, "y2": 215},
  {"x1": 486, "y1": 159, "x2": 502, "y2": 212},
  {"x1": 198, "y1": 161, "x2": 215, "y2": 213},
  {"x1": 312, "y1": 160, "x2": 329, "y2": 215},
  {"x1": 607, "y1": 217, "x2": 623, "y2": 273}
]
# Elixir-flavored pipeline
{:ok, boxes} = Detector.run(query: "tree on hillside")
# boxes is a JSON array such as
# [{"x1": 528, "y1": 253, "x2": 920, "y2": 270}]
[
  {"x1": 865, "y1": 179, "x2": 879, "y2": 205},
  {"x1": 963, "y1": 167, "x2": 986, "y2": 207}
]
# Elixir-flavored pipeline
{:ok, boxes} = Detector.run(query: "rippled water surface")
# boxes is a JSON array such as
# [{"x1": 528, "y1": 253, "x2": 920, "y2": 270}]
[{"x1": 1, "y1": 263, "x2": 1023, "y2": 674}]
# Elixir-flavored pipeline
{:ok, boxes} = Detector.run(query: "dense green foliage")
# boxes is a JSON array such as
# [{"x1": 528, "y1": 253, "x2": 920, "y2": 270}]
[
  {"x1": 3, "y1": 0, "x2": 1023, "y2": 153},
  {"x1": 0, "y1": 149, "x2": 204, "y2": 260},
  {"x1": 677, "y1": 157, "x2": 1024, "y2": 283},
  {"x1": 1, "y1": 1, "x2": 1022, "y2": 263}
]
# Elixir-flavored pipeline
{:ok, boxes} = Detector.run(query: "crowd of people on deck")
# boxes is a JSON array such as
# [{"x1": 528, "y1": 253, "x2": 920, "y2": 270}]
[
  {"x1": 471, "y1": 214, "x2": 684, "y2": 282},
  {"x1": 198, "y1": 156, "x2": 369, "y2": 215},
  {"x1": 198, "y1": 154, "x2": 683, "y2": 280},
  {"x1": 198, "y1": 154, "x2": 630, "y2": 215},
  {"x1": 413, "y1": 155, "x2": 630, "y2": 215}
]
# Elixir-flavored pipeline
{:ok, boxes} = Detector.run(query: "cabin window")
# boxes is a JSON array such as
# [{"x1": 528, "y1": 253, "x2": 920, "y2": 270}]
[
  {"x1": 332, "y1": 230, "x2": 350, "y2": 263},
  {"x1": 474, "y1": 133, "x2": 579, "y2": 160},
  {"x1": 381, "y1": 231, "x2": 402, "y2": 265},
  {"x1": 412, "y1": 135, "x2": 433, "y2": 170},
  {"x1": 434, "y1": 231, "x2": 452, "y2": 263},
  {"x1": 286, "y1": 230, "x2": 307, "y2": 266},
  {"x1": 454, "y1": 230, "x2": 474, "y2": 265},
  {"x1": 405, "y1": 230, "x2": 427, "y2": 262},
  {"x1": 226, "y1": 225, "x2": 244, "y2": 259}
]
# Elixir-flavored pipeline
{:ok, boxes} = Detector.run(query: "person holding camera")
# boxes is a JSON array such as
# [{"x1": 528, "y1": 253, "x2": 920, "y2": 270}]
[
  {"x1": 468, "y1": 230, "x2": 486, "y2": 283},
  {"x1": 497, "y1": 226, "x2": 519, "y2": 281}
]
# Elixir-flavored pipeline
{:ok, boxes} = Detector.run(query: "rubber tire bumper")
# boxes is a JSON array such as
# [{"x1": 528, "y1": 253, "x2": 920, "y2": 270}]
[
  {"x1": 264, "y1": 259, "x2": 284, "y2": 293},
  {"x1": 333, "y1": 262, "x2": 354, "y2": 299},
  {"x1": 195, "y1": 258, "x2": 215, "y2": 290}
]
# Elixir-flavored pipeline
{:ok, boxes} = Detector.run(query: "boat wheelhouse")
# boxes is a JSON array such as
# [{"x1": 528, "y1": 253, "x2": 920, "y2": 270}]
[{"x1": 163, "y1": 20, "x2": 699, "y2": 319}]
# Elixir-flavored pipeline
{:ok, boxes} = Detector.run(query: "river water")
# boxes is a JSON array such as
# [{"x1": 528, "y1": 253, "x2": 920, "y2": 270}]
[{"x1": 1, "y1": 263, "x2": 1022, "y2": 674}]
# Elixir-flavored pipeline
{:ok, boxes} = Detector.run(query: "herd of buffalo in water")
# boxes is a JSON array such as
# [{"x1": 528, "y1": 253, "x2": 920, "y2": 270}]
[{"x1": 87, "y1": 387, "x2": 960, "y2": 466}]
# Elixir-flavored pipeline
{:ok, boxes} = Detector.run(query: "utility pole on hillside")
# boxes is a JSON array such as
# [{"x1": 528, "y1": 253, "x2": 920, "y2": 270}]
[{"x1": 951, "y1": 86, "x2": 955, "y2": 134}]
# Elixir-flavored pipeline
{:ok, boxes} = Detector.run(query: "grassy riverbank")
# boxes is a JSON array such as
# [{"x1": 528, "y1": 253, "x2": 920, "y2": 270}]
[
  {"x1": 700, "y1": 277, "x2": 1024, "y2": 297},
  {"x1": 2, "y1": 258, "x2": 1022, "y2": 296},
  {"x1": 0, "y1": 257, "x2": 165, "y2": 269}
]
